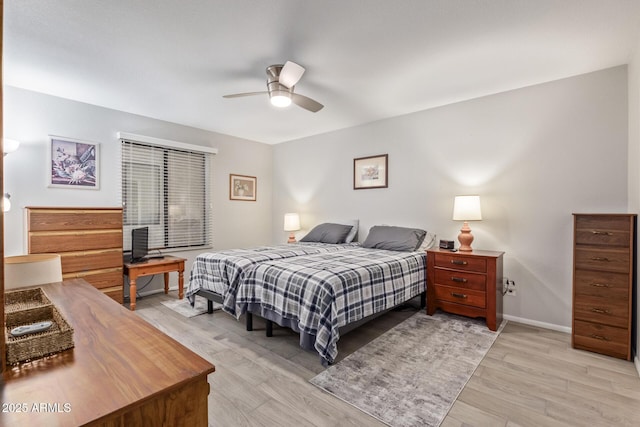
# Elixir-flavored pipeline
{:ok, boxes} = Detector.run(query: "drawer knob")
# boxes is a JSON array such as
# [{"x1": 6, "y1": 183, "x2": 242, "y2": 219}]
[
  {"x1": 591, "y1": 231, "x2": 612, "y2": 236},
  {"x1": 590, "y1": 334, "x2": 609, "y2": 341},
  {"x1": 451, "y1": 260, "x2": 468, "y2": 266},
  {"x1": 451, "y1": 292, "x2": 467, "y2": 299},
  {"x1": 591, "y1": 308, "x2": 611, "y2": 315},
  {"x1": 590, "y1": 283, "x2": 610, "y2": 288},
  {"x1": 451, "y1": 277, "x2": 468, "y2": 283},
  {"x1": 590, "y1": 257, "x2": 610, "y2": 262}
]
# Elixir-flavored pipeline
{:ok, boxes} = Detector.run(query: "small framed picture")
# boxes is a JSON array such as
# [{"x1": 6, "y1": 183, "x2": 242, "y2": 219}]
[
  {"x1": 229, "y1": 174, "x2": 257, "y2": 201},
  {"x1": 354, "y1": 154, "x2": 388, "y2": 189},
  {"x1": 49, "y1": 136, "x2": 99, "y2": 189}
]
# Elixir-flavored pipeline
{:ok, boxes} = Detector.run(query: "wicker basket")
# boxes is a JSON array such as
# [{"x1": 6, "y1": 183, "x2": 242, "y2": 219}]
[
  {"x1": 4, "y1": 288, "x2": 74, "y2": 365},
  {"x1": 5, "y1": 287, "x2": 52, "y2": 313}
]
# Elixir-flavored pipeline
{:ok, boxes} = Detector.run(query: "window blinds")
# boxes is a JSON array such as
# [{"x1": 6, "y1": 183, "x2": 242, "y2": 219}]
[{"x1": 121, "y1": 139, "x2": 213, "y2": 251}]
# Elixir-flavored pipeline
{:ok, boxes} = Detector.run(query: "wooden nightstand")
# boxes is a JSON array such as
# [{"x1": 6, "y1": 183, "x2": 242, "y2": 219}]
[{"x1": 426, "y1": 248, "x2": 504, "y2": 331}]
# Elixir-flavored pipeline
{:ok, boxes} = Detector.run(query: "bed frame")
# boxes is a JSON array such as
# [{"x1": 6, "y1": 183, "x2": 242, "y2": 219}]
[
  {"x1": 196, "y1": 287, "x2": 426, "y2": 339},
  {"x1": 195, "y1": 288, "x2": 255, "y2": 330}
]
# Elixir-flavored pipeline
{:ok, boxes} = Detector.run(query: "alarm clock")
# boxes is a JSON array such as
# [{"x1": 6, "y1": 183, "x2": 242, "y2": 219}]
[{"x1": 439, "y1": 240, "x2": 455, "y2": 250}]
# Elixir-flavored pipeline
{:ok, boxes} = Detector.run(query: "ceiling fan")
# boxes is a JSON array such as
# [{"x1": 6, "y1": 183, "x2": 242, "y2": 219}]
[{"x1": 223, "y1": 61, "x2": 324, "y2": 112}]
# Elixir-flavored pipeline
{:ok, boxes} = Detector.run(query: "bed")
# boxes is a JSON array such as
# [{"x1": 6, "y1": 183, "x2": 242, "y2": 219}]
[
  {"x1": 188, "y1": 223, "x2": 432, "y2": 364},
  {"x1": 235, "y1": 245, "x2": 427, "y2": 364},
  {"x1": 186, "y1": 241, "x2": 360, "y2": 328}
]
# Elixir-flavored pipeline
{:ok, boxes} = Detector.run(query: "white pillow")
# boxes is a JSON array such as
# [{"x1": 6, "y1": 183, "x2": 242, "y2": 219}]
[
  {"x1": 418, "y1": 231, "x2": 437, "y2": 251},
  {"x1": 334, "y1": 219, "x2": 359, "y2": 243}
]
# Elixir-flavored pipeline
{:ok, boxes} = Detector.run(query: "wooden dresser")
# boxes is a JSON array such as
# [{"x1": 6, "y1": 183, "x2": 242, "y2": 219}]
[
  {"x1": 26, "y1": 207, "x2": 124, "y2": 303},
  {"x1": 426, "y1": 248, "x2": 504, "y2": 331},
  {"x1": 1, "y1": 279, "x2": 215, "y2": 426},
  {"x1": 572, "y1": 213, "x2": 636, "y2": 360}
]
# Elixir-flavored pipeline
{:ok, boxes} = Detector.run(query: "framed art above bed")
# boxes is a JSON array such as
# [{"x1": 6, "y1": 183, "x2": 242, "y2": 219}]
[{"x1": 354, "y1": 154, "x2": 388, "y2": 189}]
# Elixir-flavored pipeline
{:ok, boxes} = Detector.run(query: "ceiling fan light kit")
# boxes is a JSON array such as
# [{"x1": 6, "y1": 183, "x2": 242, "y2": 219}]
[
  {"x1": 270, "y1": 92, "x2": 292, "y2": 107},
  {"x1": 224, "y1": 61, "x2": 324, "y2": 112}
]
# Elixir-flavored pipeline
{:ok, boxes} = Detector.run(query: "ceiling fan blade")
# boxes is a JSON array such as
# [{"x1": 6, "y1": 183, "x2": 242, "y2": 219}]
[
  {"x1": 223, "y1": 91, "x2": 268, "y2": 98},
  {"x1": 279, "y1": 61, "x2": 305, "y2": 88},
  {"x1": 291, "y1": 93, "x2": 324, "y2": 112}
]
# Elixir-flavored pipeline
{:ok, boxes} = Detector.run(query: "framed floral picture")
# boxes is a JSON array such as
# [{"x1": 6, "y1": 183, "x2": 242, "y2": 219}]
[
  {"x1": 354, "y1": 154, "x2": 388, "y2": 189},
  {"x1": 49, "y1": 136, "x2": 99, "y2": 189},
  {"x1": 229, "y1": 174, "x2": 257, "y2": 201}
]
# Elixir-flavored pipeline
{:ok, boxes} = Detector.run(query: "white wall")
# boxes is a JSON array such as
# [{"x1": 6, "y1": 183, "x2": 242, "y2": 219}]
[
  {"x1": 3, "y1": 86, "x2": 273, "y2": 296},
  {"x1": 273, "y1": 66, "x2": 629, "y2": 330}
]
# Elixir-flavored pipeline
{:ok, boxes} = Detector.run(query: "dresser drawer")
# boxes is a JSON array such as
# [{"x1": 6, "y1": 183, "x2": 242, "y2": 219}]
[
  {"x1": 433, "y1": 253, "x2": 486, "y2": 272},
  {"x1": 29, "y1": 230, "x2": 123, "y2": 252},
  {"x1": 575, "y1": 215, "x2": 631, "y2": 246},
  {"x1": 575, "y1": 229, "x2": 630, "y2": 247},
  {"x1": 60, "y1": 248, "x2": 123, "y2": 274},
  {"x1": 573, "y1": 297, "x2": 629, "y2": 328},
  {"x1": 63, "y1": 268, "x2": 123, "y2": 289},
  {"x1": 574, "y1": 247, "x2": 629, "y2": 274},
  {"x1": 573, "y1": 269, "x2": 629, "y2": 299},
  {"x1": 573, "y1": 320, "x2": 629, "y2": 359},
  {"x1": 434, "y1": 268, "x2": 486, "y2": 291},
  {"x1": 433, "y1": 285, "x2": 485, "y2": 308}
]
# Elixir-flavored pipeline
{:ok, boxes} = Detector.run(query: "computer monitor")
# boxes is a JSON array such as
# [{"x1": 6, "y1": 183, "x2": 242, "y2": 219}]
[{"x1": 131, "y1": 227, "x2": 149, "y2": 263}]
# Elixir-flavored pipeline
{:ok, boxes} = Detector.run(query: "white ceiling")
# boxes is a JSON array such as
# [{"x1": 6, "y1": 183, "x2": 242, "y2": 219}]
[{"x1": 5, "y1": 1, "x2": 640, "y2": 144}]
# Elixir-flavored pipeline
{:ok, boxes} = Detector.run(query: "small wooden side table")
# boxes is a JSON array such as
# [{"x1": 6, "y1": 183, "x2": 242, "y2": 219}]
[{"x1": 123, "y1": 255, "x2": 186, "y2": 310}]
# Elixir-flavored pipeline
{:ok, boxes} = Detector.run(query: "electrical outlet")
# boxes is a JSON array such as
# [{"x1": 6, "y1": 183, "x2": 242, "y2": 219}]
[{"x1": 506, "y1": 280, "x2": 516, "y2": 296}]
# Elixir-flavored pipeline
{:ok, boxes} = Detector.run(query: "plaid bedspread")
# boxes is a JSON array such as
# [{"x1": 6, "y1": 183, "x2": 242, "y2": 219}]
[
  {"x1": 186, "y1": 242, "x2": 359, "y2": 314},
  {"x1": 236, "y1": 247, "x2": 426, "y2": 363}
]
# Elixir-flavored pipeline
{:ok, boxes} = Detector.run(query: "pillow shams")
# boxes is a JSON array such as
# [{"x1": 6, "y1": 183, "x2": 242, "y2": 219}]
[
  {"x1": 300, "y1": 223, "x2": 354, "y2": 244},
  {"x1": 362, "y1": 225, "x2": 427, "y2": 252}
]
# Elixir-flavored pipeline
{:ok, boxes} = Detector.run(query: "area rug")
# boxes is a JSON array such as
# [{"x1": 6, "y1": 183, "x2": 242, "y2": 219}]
[
  {"x1": 310, "y1": 311, "x2": 504, "y2": 427},
  {"x1": 160, "y1": 296, "x2": 221, "y2": 318}
]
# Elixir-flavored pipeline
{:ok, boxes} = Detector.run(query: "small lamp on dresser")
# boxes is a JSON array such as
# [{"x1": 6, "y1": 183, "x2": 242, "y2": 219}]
[
  {"x1": 284, "y1": 213, "x2": 301, "y2": 243},
  {"x1": 452, "y1": 195, "x2": 482, "y2": 251}
]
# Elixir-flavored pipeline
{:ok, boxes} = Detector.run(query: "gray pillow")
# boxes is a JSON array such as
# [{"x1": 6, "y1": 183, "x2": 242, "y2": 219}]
[
  {"x1": 334, "y1": 219, "x2": 359, "y2": 243},
  {"x1": 362, "y1": 225, "x2": 427, "y2": 252},
  {"x1": 300, "y1": 223, "x2": 354, "y2": 244}
]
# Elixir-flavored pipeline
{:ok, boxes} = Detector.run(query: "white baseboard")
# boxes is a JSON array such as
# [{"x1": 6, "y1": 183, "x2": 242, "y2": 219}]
[
  {"x1": 503, "y1": 314, "x2": 571, "y2": 334},
  {"x1": 635, "y1": 354, "x2": 640, "y2": 377}
]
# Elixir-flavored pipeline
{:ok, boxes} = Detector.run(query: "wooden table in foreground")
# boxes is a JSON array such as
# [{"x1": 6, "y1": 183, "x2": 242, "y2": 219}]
[
  {"x1": 1, "y1": 278, "x2": 215, "y2": 427},
  {"x1": 123, "y1": 255, "x2": 186, "y2": 310}
]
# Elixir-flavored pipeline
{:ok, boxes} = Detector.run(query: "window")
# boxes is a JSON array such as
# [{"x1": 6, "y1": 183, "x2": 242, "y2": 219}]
[{"x1": 121, "y1": 138, "x2": 213, "y2": 251}]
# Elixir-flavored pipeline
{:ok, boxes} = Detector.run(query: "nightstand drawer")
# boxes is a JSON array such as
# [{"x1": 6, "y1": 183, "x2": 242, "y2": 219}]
[
  {"x1": 574, "y1": 247, "x2": 629, "y2": 273},
  {"x1": 434, "y1": 269, "x2": 486, "y2": 291},
  {"x1": 433, "y1": 285, "x2": 485, "y2": 308},
  {"x1": 573, "y1": 320, "x2": 629, "y2": 358},
  {"x1": 573, "y1": 269, "x2": 629, "y2": 299},
  {"x1": 433, "y1": 253, "x2": 486, "y2": 272},
  {"x1": 573, "y1": 297, "x2": 629, "y2": 328}
]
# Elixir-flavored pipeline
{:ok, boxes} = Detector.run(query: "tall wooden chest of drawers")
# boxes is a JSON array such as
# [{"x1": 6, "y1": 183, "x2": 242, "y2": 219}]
[
  {"x1": 426, "y1": 248, "x2": 504, "y2": 331},
  {"x1": 572, "y1": 213, "x2": 636, "y2": 360},
  {"x1": 26, "y1": 207, "x2": 124, "y2": 303}
]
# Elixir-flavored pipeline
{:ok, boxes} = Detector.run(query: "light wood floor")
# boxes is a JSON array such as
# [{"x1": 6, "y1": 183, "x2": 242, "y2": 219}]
[{"x1": 134, "y1": 292, "x2": 640, "y2": 427}]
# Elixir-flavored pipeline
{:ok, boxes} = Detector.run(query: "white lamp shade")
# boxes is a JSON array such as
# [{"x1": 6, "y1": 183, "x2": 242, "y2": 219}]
[
  {"x1": 5, "y1": 254, "x2": 63, "y2": 290},
  {"x1": 3, "y1": 138, "x2": 20, "y2": 154},
  {"x1": 2, "y1": 194, "x2": 11, "y2": 213},
  {"x1": 452, "y1": 195, "x2": 482, "y2": 221},
  {"x1": 283, "y1": 213, "x2": 301, "y2": 231}
]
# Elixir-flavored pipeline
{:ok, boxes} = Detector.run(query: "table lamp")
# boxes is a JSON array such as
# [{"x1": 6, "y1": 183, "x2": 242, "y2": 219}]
[
  {"x1": 452, "y1": 195, "x2": 482, "y2": 252},
  {"x1": 283, "y1": 213, "x2": 301, "y2": 243},
  {"x1": 4, "y1": 254, "x2": 63, "y2": 290}
]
